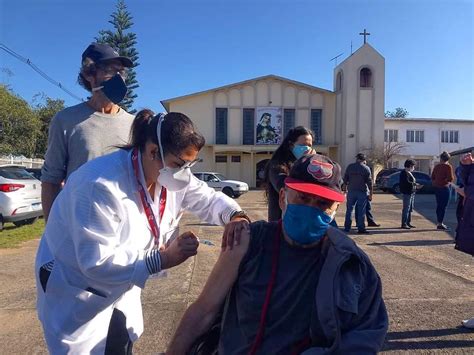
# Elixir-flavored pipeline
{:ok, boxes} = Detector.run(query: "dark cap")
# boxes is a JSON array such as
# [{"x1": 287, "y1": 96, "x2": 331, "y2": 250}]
[
  {"x1": 82, "y1": 43, "x2": 133, "y2": 67},
  {"x1": 285, "y1": 154, "x2": 345, "y2": 202},
  {"x1": 356, "y1": 153, "x2": 367, "y2": 161}
]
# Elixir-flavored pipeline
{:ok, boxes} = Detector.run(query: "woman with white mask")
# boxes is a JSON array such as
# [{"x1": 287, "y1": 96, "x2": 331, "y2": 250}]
[{"x1": 35, "y1": 109, "x2": 250, "y2": 354}]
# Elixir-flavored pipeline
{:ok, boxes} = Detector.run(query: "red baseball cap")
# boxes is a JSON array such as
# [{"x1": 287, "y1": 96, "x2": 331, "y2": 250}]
[{"x1": 285, "y1": 154, "x2": 345, "y2": 202}]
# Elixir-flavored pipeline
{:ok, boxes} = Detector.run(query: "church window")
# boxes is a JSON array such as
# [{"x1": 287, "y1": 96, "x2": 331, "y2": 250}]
[
  {"x1": 406, "y1": 130, "x2": 424, "y2": 143},
  {"x1": 310, "y1": 109, "x2": 323, "y2": 145},
  {"x1": 336, "y1": 71, "x2": 343, "y2": 91},
  {"x1": 283, "y1": 109, "x2": 295, "y2": 138},
  {"x1": 216, "y1": 108, "x2": 228, "y2": 144},
  {"x1": 242, "y1": 108, "x2": 255, "y2": 145},
  {"x1": 384, "y1": 129, "x2": 398, "y2": 142},
  {"x1": 360, "y1": 68, "x2": 372, "y2": 88},
  {"x1": 441, "y1": 130, "x2": 459, "y2": 143}
]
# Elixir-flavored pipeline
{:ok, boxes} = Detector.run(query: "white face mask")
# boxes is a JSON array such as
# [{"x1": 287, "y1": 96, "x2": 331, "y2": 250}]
[{"x1": 156, "y1": 114, "x2": 191, "y2": 191}]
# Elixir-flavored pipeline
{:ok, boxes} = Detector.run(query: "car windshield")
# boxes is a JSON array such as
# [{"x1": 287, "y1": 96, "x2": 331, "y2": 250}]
[
  {"x1": 0, "y1": 167, "x2": 35, "y2": 180},
  {"x1": 214, "y1": 174, "x2": 227, "y2": 181}
]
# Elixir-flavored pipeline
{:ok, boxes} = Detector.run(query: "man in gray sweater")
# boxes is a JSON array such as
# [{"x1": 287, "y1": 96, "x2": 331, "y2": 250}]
[
  {"x1": 343, "y1": 153, "x2": 373, "y2": 234},
  {"x1": 41, "y1": 43, "x2": 135, "y2": 221}
]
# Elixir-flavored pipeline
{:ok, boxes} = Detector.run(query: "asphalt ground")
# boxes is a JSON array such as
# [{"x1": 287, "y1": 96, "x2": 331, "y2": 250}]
[{"x1": 0, "y1": 191, "x2": 472, "y2": 354}]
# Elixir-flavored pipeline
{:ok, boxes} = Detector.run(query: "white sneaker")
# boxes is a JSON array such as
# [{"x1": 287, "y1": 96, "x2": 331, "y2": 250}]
[{"x1": 462, "y1": 318, "x2": 474, "y2": 329}]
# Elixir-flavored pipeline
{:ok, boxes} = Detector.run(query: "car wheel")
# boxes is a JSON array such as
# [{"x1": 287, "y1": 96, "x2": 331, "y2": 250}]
[
  {"x1": 13, "y1": 217, "x2": 38, "y2": 227},
  {"x1": 393, "y1": 184, "x2": 401, "y2": 194},
  {"x1": 222, "y1": 187, "x2": 234, "y2": 198}
]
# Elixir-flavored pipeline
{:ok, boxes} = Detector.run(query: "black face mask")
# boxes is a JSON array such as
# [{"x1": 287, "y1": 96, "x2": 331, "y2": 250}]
[{"x1": 93, "y1": 74, "x2": 128, "y2": 104}]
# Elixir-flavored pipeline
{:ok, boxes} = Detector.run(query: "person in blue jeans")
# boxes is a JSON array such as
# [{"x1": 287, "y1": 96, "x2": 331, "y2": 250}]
[
  {"x1": 399, "y1": 159, "x2": 417, "y2": 229},
  {"x1": 343, "y1": 153, "x2": 373, "y2": 234},
  {"x1": 431, "y1": 151, "x2": 455, "y2": 230}
]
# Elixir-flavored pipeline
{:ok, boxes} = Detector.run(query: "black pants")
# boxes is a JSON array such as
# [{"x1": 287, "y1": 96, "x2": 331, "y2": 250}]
[
  {"x1": 105, "y1": 309, "x2": 133, "y2": 354},
  {"x1": 40, "y1": 267, "x2": 132, "y2": 354}
]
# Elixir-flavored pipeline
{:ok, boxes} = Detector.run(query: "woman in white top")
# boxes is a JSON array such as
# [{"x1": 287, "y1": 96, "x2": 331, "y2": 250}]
[{"x1": 35, "y1": 109, "x2": 250, "y2": 354}]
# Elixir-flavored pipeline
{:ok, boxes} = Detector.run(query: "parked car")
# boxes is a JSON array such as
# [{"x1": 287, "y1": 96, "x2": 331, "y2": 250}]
[
  {"x1": 25, "y1": 167, "x2": 42, "y2": 181},
  {"x1": 0, "y1": 165, "x2": 43, "y2": 230},
  {"x1": 375, "y1": 168, "x2": 402, "y2": 189},
  {"x1": 193, "y1": 172, "x2": 249, "y2": 198},
  {"x1": 380, "y1": 170, "x2": 434, "y2": 194}
]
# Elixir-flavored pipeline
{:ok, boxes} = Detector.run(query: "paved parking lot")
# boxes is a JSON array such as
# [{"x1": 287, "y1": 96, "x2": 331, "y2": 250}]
[{"x1": 0, "y1": 191, "x2": 472, "y2": 354}]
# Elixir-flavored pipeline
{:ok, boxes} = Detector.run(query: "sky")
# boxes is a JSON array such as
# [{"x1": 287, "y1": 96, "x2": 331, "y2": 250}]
[{"x1": 0, "y1": 0, "x2": 473, "y2": 119}]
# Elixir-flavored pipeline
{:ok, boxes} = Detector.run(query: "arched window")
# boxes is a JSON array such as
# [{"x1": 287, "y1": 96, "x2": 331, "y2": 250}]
[
  {"x1": 360, "y1": 67, "x2": 372, "y2": 88},
  {"x1": 336, "y1": 71, "x2": 343, "y2": 91}
]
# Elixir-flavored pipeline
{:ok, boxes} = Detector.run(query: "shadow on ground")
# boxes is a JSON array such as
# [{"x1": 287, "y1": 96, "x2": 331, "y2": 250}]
[{"x1": 384, "y1": 327, "x2": 474, "y2": 350}]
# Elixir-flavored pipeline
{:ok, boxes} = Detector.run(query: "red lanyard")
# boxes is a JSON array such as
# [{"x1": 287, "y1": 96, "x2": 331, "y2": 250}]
[
  {"x1": 249, "y1": 220, "x2": 282, "y2": 355},
  {"x1": 131, "y1": 148, "x2": 167, "y2": 246}
]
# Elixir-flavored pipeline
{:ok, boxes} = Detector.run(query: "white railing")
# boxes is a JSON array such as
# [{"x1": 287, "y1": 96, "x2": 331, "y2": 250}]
[{"x1": 0, "y1": 156, "x2": 44, "y2": 168}]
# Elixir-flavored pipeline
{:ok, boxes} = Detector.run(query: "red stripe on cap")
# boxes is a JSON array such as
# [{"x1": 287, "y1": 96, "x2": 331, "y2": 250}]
[{"x1": 284, "y1": 177, "x2": 346, "y2": 202}]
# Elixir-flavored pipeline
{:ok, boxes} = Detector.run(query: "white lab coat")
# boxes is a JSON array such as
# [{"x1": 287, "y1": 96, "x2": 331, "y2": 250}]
[{"x1": 35, "y1": 149, "x2": 240, "y2": 354}]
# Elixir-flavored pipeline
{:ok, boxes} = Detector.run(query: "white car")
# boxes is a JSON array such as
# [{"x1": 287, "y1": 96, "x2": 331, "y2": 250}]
[
  {"x1": 0, "y1": 165, "x2": 43, "y2": 230},
  {"x1": 193, "y1": 172, "x2": 249, "y2": 198}
]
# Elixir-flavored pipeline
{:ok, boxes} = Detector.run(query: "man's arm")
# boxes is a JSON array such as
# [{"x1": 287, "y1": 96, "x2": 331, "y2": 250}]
[
  {"x1": 166, "y1": 227, "x2": 250, "y2": 355},
  {"x1": 41, "y1": 182, "x2": 62, "y2": 222}
]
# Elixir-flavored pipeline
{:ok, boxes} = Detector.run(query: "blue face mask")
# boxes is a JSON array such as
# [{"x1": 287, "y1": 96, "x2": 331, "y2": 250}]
[
  {"x1": 292, "y1": 144, "x2": 311, "y2": 159},
  {"x1": 283, "y1": 202, "x2": 333, "y2": 245}
]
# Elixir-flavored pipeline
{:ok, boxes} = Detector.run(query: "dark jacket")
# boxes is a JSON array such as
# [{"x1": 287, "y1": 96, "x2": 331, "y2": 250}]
[
  {"x1": 343, "y1": 162, "x2": 372, "y2": 194},
  {"x1": 399, "y1": 169, "x2": 416, "y2": 194},
  {"x1": 455, "y1": 163, "x2": 474, "y2": 256}
]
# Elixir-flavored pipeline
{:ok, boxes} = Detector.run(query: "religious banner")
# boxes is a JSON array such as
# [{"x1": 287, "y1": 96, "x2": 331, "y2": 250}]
[{"x1": 255, "y1": 107, "x2": 282, "y2": 145}]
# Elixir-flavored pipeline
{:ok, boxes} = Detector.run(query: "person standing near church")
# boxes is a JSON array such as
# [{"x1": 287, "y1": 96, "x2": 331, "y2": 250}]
[
  {"x1": 400, "y1": 159, "x2": 417, "y2": 229},
  {"x1": 263, "y1": 126, "x2": 314, "y2": 221},
  {"x1": 41, "y1": 43, "x2": 135, "y2": 221},
  {"x1": 343, "y1": 153, "x2": 373, "y2": 234},
  {"x1": 431, "y1": 151, "x2": 455, "y2": 230}
]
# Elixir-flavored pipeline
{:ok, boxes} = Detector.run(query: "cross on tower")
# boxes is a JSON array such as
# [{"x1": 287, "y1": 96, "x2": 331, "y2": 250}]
[{"x1": 359, "y1": 29, "x2": 370, "y2": 44}]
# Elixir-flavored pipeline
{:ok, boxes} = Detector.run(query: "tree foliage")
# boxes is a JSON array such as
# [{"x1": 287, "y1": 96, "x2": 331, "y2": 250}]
[
  {"x1": 385, "y1": 107, "x2": 409, "y2": 118},
  {"x1": 0, "y1": 85, "x2": 41, "y2": 157},
  {"x1": 0, "y1": 86, "x2": 64, "y2": 159},
  {"x1": 96, "y1": 0, "x2": 139, "y2": 112},
  {"x1": 33, "y1": 93, "x2": 65, "y2": 158}
]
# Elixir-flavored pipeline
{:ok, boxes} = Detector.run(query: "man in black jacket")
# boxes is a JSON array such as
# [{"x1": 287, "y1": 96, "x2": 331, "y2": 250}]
[{"x1": 400, "y1": 159, "x2": 417, "y2": 229}]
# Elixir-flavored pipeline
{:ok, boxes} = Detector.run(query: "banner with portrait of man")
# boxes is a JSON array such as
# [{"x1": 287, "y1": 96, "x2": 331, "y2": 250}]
[{"x1": 255, "y1": 107, "x2": 282, "y2": 145}]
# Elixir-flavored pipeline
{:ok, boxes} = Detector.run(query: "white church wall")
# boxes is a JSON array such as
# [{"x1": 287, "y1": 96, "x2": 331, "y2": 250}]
[
  {"x1": 283, "y1": 86, "x2": 296, "y2": 106},
  {"x1": 242, "y1": 85, "x2": 255, "y2": 106},
  {"x1": 256, "y1": 82, "x2": 268, "y2": 106},
  {"x1": 270, "y1": 81, "x2": 282, "y2": 106},
  {"x1": 228, "y1": 108, "x2": 242, "y2": 145}
]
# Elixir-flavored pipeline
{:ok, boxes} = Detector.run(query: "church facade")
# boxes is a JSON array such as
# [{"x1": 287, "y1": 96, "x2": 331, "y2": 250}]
[{"x1": 161, "y1": 43, "x2": 385, "y2": 187}]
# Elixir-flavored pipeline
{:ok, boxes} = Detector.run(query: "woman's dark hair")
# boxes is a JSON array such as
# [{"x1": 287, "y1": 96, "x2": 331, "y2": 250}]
[
  {"x1": 440, "y1": 151, "x2": 451, "y2": 162},
  {"x1": 263, "y1": 126, "x2": 314, "y2": 197},
  {"x1": 404, "y1": 159, "x2": 416, "y2": 168},
  {"x1": 122, "y1": 109, "x2": 205, "y2": 158}
]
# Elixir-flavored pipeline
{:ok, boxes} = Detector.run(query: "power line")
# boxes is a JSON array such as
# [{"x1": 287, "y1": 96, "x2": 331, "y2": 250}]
[{"x1": 0, "y1": 43, "x2": 84, "y2": 102}]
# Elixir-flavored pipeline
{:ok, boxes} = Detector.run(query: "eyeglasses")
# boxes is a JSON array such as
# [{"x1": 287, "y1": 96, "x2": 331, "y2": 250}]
[
  {"x1": 173, "y1": 153, "x2": 201, "y2": 169},
  {"x1": 98, "y1": 65, "x2": 128, "y2": 79}
]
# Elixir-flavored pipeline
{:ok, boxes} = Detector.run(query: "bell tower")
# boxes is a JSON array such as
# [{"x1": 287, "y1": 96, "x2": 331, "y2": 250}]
[{"x1": 334, "y1": 31, "x2": 385, "y2": 169}]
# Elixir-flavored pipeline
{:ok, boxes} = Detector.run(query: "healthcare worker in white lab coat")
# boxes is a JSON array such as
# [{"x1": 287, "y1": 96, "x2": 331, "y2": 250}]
[{"x1": 35, "y1": 109, "x2": 250, "y2": 354}]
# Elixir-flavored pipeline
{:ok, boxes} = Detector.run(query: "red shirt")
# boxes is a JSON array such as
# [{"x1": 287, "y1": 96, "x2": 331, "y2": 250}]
[{"x1": 431, "y1": 163, "x2": 454, "y2": 188}]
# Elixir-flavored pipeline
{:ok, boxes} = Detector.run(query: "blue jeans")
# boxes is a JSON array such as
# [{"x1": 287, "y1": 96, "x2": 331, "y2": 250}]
[
  {"x1": 435, "y1": 187, "x2": 450, "y2": 224},
  {"x1": 344, "y1": 190, "x2": 368, "y2": 231},
  {"x1": 356, "y1": 199, "x2": 375, "y2": 224},
  {"x1": 401, "y1": 193, "x2": 415, "y2": 226}
]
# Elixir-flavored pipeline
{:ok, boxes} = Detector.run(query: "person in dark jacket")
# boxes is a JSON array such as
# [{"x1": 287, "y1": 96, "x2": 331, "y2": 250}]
[
  {"x1": 263, "y1": 126, "x2": 314, "y2": 221},
  {"x1": 400, "y1": 159, "x2": 417, "y2": 229},
  {"x1": 166, "y1": 154, "x2": 388, "y2": 354},
  {"x1": 454, "y1": 152, "x2": 474, "y2": 329}
]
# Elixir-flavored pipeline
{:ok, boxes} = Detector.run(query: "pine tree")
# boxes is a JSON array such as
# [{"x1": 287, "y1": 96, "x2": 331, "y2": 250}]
[{"x1": 96, "y1": 0, "x2": 139, "y2": 112}]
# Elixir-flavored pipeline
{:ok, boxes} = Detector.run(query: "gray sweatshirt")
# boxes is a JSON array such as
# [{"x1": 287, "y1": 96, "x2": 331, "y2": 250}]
[{"x1": 41, "y1": 102, "x2": 134, "y2": 184}]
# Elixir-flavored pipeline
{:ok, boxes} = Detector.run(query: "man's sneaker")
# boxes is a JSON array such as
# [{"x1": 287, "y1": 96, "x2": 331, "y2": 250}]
[
  {"x1": 357, "y1": 230, "x2": 370, "y2": 234},
  {"x1": 401, "y1": 225, "x2": 411, "y2": 229},
  {"x1": 462, "y1": 318, "x2": 474, "y2": 329},
  {"x1": 437, "y1": 224, "x2": 449, "y2": 230},
  {"x1": 343, "y1": 228, "x2": 351, "y2": 233},
  {"x1": 367, "y1": 222, "x2": 381, "y2": 227},
  {"x1": 407, "y1": 224, "x2": 416, "y2": 228}
]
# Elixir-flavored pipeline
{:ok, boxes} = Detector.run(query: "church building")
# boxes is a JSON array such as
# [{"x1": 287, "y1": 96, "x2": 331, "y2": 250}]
[{"x1": 161, "y1": 42, "x2": 385, "y2": 188}]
